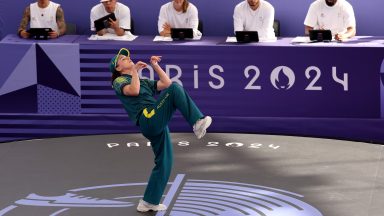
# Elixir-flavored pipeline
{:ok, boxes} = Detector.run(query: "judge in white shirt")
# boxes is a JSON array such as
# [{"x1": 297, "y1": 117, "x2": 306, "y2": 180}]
[
  {"x1": 18, "y1": 0, "x2": 66, "y2": 39},
  {"x1": 90, "y1": 0, "x2": 131, "y2": 36},
  {"x1": 233, "y1": 0, "x2": 276, "y2": 40},
  {"x1": 304, "y1": 0, "x2": 356, "y2": 41},
  {"x1": 158, "y1": 0, "x2": 201, "y2": 38}
]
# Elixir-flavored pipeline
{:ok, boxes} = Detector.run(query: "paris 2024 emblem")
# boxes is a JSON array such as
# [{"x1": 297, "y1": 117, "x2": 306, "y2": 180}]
[{"x1": 0, "y1": 174, "x2": 323, "y2": 216}]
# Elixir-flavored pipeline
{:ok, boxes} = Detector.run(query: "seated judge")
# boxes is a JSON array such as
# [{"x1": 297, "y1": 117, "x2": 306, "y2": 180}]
[
  {"x1": 304, "y1": 0, "x2": 356, "y2": 41},
  {"x1": 158, "y1": 0, "x2": 201, "y2": 38},
  {"x1": 233, "y1": 0, "x2": 276, "y2": 40},
  {"x1": 18, "y1": 0, "x2": 66, "y2": 39},
  {"x1": 90, "y1": 0, "x2": 131, "y2": 36}
]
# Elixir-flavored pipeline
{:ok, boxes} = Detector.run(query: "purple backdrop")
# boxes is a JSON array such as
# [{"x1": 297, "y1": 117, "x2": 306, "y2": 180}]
[
  {"x1": 75, "y1": 36, "x2": 383, "y2": 119},
  {"x1": 1, "y1": 0, "x2": 384, "y2": 39},
  {"x1": 0, "y1": 35, "x2": 384, "y2": 143}
]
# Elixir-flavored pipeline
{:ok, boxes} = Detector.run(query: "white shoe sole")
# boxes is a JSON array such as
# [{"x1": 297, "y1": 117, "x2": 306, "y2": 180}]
[
  {"x1": 197, "y1": 116, "x2": 212, "y2": 139},
  {"x1": 137, "y1": 202, "x2": 167, "y2": 212}
]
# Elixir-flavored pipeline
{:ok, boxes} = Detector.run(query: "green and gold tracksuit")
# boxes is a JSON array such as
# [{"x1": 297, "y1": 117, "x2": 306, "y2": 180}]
[{"x1": 113, "y1": 75, "x2": 203, "y2": 205}]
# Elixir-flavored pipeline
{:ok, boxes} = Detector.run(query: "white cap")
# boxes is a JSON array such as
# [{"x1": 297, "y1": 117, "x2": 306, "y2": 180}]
[{"x1": 100, "y1": 0, "x2": 109, "y2": 2}]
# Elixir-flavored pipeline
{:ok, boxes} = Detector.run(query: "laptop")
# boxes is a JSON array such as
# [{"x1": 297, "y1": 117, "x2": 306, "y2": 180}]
[
  {"x1": 171, "y1": 28, "x2": 193, "y2": 40},
  {"x1": 27, "y1": 28, "x2": 52, "y2": 40},
  {"x1": 309, "y1": 30, "x2": 332, "y2": 42},
  {"x1": 94, "y1": 13, "x2": 116, "y2": 32},
  {"x1": 235, "y1": 31, "x2": 259, "y2": 43}
]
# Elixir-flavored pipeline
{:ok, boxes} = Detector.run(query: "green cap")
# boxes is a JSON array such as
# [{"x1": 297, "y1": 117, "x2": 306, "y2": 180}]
[{"x1": 109, "y1": 48, "x2": 130, "y2": 74}]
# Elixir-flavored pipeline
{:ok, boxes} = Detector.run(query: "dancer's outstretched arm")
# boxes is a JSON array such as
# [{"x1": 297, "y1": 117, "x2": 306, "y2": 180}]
[{"x1": 151, "y1": 56, "x2": 172, "y2": 90}]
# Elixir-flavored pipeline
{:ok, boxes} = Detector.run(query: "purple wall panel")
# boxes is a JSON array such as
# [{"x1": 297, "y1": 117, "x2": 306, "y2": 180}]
[
  {"x1": 0, "y1": 37, "x2": 81, "y2": 114},
  {"x1": 37, "y1": 85, "x2": 81, "y2": 114},
  {"x1": 0, "y1": 44, "x2": 34, "y2": 87},
  {"x1": 79, "y1": 40, "x2": 382, "y2": 118}
]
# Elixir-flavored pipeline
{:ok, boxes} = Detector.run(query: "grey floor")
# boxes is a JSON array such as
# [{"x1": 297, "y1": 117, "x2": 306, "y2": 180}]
[{"x1": 0, "y1": 133, "x2": 383, "y2": 216}]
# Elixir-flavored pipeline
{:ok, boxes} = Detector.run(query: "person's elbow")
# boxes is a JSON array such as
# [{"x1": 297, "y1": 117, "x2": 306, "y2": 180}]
[
  {"x1": 123, "y1": 87, "x2": 139, "y2": 96},
  {"x1": 349, "y1": 26, "x2": 356, "y2": 37},
  {"x1": 116, "y1": 32, "x2": 125, "y2": 36},
  {"x1": 131, "y1": 91, "x2": 140, "y2": 96},
  {"x1": 162, "y1": 79, "x2": 172, "y2": 89},
  {"x1": 61, "y1": 26, "x2": 67, "y2": 36},
  {"x1": 115, "y1": 29, "x2": 125, "y2": 36},
  {"x1": 130, "y1": 87, "x2": 140, "y2": 96},
  {"x1": 165, "y1": 79, "x2": 172, "y2": 88},
  {"x1": 97, "y1": 29, "x2": 105, "y2": 36},
  {"x1": 158, "y1": 79, "x2": 172, "y2": 90},
  {"x1": 304, "y1": 25, "x2": 313, "y2": 36}
]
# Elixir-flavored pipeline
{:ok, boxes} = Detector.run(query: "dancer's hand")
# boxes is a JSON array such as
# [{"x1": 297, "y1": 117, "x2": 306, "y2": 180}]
[
  {"x1": 134, "y1": 61, "x2": 147, "y2": 71},
  {"x1": 150, "y1": 56, "x2": 162, "y2": 65}
]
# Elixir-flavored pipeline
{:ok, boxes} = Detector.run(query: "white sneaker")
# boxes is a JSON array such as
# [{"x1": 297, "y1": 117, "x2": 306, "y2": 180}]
[
  {"x1": 136, "y1": 199, "x2": 167, "y2": 212},
  {"x1": 193, "y1": 116, "x2": 212, "y2": 139}
]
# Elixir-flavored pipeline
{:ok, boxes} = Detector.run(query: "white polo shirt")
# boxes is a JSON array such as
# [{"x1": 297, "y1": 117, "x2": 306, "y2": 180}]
[
  {"x1": 158, "y1": 2, "x2": 201, "y2": 37},
  {"x1": 233, "y1": 0, "x2": 276, "y2": 40},
  {"x1": 30, "y1": 1, "x2": 60, "y2": 33},
  {"x1": 304, "y1": 0, "x2": 356, "y2": 35},
  {"x1": 90, "y1": 2, "x2": 131, "y2": 33}
]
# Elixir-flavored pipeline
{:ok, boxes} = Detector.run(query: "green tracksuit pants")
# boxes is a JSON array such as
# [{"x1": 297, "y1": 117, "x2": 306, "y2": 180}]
[{"x1": 138, "y1": 82, "x2": 203, "y2": 205}]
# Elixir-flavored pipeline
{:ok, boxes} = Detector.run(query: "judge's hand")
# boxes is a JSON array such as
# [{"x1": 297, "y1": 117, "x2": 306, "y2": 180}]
[
  {"x1": 97, "y1": 29, "x2": 106, "y2": 36},
  {"x1": 49, "y1": 31, "x2": 59, "y2": 39},
  {"x1": 335, "y1": 33, "x2": 347, "y2": 41},
  {"x1": 19, "y1": 30, "x2": 30, "y2": 39},
  {"x1": 109, "y1": 18, "x2": 120, "y2": 30},
  {"x1": 162, "y1": 22, "x2": 171, "y2": 35}
]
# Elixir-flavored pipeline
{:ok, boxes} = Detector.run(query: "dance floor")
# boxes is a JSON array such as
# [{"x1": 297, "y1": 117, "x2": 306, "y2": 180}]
[{"x1": 0, "y1": 133, "x2": 383, "y2": 216}]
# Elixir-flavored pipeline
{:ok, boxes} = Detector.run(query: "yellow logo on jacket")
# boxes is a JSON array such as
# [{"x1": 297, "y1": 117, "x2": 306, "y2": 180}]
[{"x1": 143, "y1": 108, "x2": 155, "y2": 118}]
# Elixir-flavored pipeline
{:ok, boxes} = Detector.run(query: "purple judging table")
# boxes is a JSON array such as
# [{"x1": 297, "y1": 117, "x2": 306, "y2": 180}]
[
  {"x1": 0, "y1": 34, "x2": 80, "y2": 44},
  {"x1": 0, "y1": 34, "x2": 384, "y2": 143}
]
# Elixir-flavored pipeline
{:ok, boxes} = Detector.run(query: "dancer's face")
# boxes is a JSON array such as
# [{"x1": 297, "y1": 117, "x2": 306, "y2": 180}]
[{"x1": 116, "y1": 55, "x2": 134, "y2": 72}]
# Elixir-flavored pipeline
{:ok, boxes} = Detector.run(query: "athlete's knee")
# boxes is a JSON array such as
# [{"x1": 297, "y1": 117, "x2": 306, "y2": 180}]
[
  {"x1": 155, "y1": 161, "x2": 173, "y2": 175},
  {"x1": 158, "y1": 158, "x2": 173, "y2": 168},
  {"x1": 155, "y1": 155, "x2": 173, "y2": 166},
  {"x1": 169, "y1": 82, "x2": 183, "y2": 92}
]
